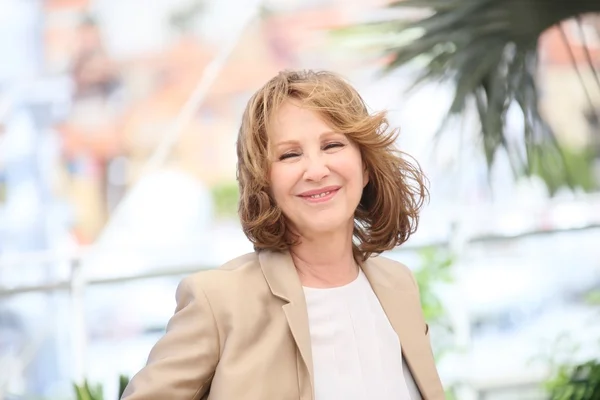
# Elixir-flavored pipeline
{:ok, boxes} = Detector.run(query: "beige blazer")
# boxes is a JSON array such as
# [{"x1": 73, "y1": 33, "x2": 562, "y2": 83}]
[{"x1": 122, "y1": 250, "x2": 445, "y2": 400}]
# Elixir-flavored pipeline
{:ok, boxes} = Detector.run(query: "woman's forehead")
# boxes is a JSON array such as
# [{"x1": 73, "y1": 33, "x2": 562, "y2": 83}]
[{"x1": 268, "y1": 100, "x2": 333, "y2": 138}]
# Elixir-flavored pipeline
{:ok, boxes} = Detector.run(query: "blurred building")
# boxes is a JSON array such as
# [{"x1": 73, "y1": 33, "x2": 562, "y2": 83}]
[
  {"x1": 43, "y1": 0, "x2": 386, "y2": 244},
  {"x1": 539, "y1": 16, "x2": 600, "y2": 153}
]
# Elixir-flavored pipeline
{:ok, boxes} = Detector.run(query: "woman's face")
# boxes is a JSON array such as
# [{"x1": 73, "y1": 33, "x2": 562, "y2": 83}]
[{"x1": 268, "y1": 100, "x2": 368, "y2": 238}]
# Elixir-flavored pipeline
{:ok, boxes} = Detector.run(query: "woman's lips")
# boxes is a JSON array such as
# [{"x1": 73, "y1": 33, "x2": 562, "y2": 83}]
[{"x1": 298, "y1": 186, "x2": 341, "y2": 203}]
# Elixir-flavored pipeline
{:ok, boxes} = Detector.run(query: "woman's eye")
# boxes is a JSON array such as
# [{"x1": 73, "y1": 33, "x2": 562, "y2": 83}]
[
  {"x1": 279, "y1": 152, "x2": 300, "y2": 160},
  {"x1": 323, "y1": 142, "x2": 344, "y2": 150}
]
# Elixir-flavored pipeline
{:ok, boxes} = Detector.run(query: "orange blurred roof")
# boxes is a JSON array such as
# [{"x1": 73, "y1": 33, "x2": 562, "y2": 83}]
[
  {"x1": 54, "y1": 3, "x2": 384, "y2": 158},
  {"x1": 45, "y1": 0, "x2": 89, "y2": 10},
  {"x1": 540, "y1": 19, "x2": 600, "y2": 67}
]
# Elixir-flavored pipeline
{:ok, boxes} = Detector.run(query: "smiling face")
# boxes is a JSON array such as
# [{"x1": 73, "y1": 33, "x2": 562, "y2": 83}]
[{"x1": 268, "y1": 100, "x2": 369, "y2": 238}]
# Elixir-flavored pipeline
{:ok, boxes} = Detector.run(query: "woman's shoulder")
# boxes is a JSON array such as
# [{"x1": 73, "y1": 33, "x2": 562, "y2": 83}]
[
  {"x1": 365, "y1": 254, "x2": 418, "y2": 291},
  {"x1": 182, "y1": 252, "x2": 265, "y2": 295}
]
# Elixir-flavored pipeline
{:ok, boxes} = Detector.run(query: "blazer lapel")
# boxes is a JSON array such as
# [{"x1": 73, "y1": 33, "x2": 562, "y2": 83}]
[
  {"x1": 362, "y1": 258, "x2": 445, "y2": 400},
  {"x1": 258, "y1": 250, "x2": 314, "y2": 399}
]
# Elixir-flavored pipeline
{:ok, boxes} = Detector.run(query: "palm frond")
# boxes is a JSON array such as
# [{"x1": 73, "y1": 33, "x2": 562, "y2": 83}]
[{"x1": 348, "y1": 0, "x2": 600, "y2": 194}]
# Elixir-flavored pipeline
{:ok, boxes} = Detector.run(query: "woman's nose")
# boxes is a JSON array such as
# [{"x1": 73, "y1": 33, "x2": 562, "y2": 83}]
[{"x1": 302, "y1": 156, "x2": 330, "y2": 182}]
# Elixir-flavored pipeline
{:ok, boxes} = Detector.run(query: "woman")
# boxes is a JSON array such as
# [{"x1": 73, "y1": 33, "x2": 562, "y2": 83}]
[{"x1": 122, "y1": 70, "x2": 445, "y2": 399}]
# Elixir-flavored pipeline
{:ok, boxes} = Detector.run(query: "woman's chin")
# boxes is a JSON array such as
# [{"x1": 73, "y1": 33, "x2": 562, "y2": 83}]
[{"x1": 297, "y1": 219, "x2": 354, "y2": 238}]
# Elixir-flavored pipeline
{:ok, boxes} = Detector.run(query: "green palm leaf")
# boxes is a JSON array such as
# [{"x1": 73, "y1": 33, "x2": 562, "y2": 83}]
[{"x1": 341, "y1": 0, "x2": 600, "y2": 194}]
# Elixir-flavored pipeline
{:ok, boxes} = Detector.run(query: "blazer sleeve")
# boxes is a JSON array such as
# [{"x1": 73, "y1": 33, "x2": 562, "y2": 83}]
[{"x1": 121, "y1": 275, "x2": 220, "y2": 400}]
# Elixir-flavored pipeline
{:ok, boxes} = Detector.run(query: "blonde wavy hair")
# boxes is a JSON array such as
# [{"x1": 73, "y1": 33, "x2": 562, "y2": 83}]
[{"x1": 236, "y1": 70, "x2": 428, "y2": 261}]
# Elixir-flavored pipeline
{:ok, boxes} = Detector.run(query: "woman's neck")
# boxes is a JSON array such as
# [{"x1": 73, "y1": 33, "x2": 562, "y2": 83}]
[{"x1": 290, "y1": 230, "x2": 358, "y2": 288}]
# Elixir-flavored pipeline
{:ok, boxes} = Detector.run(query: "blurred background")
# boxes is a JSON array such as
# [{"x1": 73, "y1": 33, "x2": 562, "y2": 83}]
[{"x1": 0, "y1": 0, "x2": 599, "y2": 399}]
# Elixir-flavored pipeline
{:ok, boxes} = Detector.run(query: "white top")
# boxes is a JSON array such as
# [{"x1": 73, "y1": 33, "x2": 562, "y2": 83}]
[{"x1": 303, "y1": 269, "x2": 421, "y2": 400}]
